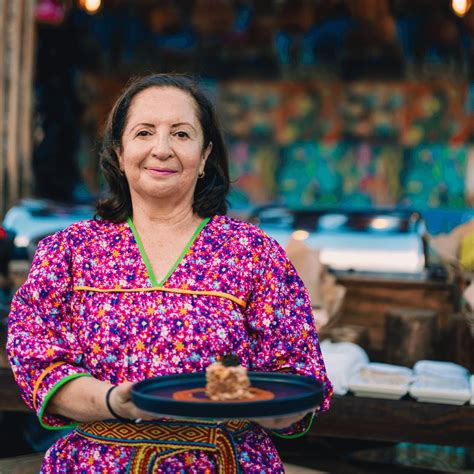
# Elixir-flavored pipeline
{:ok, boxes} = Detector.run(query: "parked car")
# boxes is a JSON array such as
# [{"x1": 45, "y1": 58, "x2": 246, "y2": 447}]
[
  {"x1": 249, "y1": 206, "x2": 428, "y2": 275},
  {"x1": 2, "y1": 199, "x2": 93, "y2": 261}
]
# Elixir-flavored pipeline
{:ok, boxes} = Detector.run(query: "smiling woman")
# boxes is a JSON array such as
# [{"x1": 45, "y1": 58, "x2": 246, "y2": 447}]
[
  {"x1": 116, "y1": 87, "x2": 212, "y2": 208},
  {"x1": 97, "y1": 74, "x2": 230, "y2": 222},
  {"x1": 7, "y1": 73, "x2": 332, "y2": 474}
]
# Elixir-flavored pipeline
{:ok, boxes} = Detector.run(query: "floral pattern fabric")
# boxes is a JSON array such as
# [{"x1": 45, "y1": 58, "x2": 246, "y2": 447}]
[{"x1": 7, "y1": 215, "x2": 332, "y2": 473}]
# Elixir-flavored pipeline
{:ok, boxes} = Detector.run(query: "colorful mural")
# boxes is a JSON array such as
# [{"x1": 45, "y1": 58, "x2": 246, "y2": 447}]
[
  {"x1": 220, "y1": 79, "x2": 473, "y2": 210},
  {"x1": 219, "y1": 82, "x2": 281, "y2": 140},
  {"x1": 403, "y1": 81, "x2": 469, "y2": 146},
  {"x1": 277, "y1": 142, "x2": 344, "y2": 208},
  {"x1": 277, "y1": 143, "x2": 402, "y2": 208},
  {"x1": 276, "y1": 82, "x2": 342, "y2": 144},
  {"x1": 401, "y1": 145, "x2": 468, "y2": 208},
  {"x1": 340, "y1": 82, "x2": 404, "y2": 142},
  {"x1": 227, "y1": 140, "x2": 279, "y2": 208}
]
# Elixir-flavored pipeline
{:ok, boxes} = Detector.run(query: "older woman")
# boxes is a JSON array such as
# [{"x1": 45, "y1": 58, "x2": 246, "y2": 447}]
[{"x1": 7, "y1": 74, "x2": 332, "y2": 473}]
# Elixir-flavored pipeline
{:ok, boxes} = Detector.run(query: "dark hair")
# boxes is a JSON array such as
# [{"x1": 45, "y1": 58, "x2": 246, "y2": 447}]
[{"x1": 95, "y1": 73, "x2": 230, "y2": 222}]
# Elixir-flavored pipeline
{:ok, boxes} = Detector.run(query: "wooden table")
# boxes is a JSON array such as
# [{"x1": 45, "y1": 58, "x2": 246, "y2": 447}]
[{"x1": 310, "y1": 394, "x2": 474, "y2": 448}]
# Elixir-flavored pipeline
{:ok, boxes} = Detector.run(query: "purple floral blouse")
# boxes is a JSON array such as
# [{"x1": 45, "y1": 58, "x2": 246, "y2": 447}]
[{"x1": 7, "y1": 215, "x2": 332, "y2": 473}]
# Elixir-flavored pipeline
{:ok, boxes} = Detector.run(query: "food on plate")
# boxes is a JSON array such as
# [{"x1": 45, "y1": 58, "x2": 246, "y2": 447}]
[
  {"x1": 172, "y1": 355, "x2": 274, "y2": 402},
  {"x1": 205, "y1": 355, "x2": 253, "y2": 401}
]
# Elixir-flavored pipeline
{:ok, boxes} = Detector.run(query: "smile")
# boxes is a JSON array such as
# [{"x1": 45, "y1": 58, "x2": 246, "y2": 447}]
[{"x1": 145, "y1": 167, "x2": 178, "y2": 176}]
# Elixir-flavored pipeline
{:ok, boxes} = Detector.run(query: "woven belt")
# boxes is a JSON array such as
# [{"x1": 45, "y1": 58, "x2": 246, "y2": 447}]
[{"x1": 76, "y1": 419, "x2": 252, "y2": 474}]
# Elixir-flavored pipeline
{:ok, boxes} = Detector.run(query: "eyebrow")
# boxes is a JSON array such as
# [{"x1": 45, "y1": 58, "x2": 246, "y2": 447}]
[
  {"x1": 128, "y1": 123, "x2": 155, "y2": 134},
  {"x1": 171, "y1": 122, "x2": 197, "y2": 132},
  {"x1": 128, "y1": 122, "x2": 197, "y2": 134}
]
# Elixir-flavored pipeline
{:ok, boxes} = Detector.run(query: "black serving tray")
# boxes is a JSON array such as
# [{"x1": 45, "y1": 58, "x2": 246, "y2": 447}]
[{"x1": 132, "y1": 372, "x2": 324, "y2": 420}]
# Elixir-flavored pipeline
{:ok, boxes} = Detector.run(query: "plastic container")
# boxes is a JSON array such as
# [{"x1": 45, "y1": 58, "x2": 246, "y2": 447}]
[
  {"x1": 348, "y1": 362, "x2": 413, "y2": 399},
  {"x1": 320, "y1": 340, "x2": 369, "y2": 395},
  {"x1": 409, "y1": 360, "x2": 471, "y2": 405}
]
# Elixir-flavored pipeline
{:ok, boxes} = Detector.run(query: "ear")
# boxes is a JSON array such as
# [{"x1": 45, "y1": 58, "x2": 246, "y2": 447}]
[
  {"x1": 115, "y1": 147, "x2": 125, "y2": 173},
  {"x1": 200, "y1": 141, "x2": 212, "y2": 174}
]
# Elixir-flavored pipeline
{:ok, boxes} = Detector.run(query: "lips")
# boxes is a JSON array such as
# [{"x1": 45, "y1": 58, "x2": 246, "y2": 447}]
[{"x1": 145, "y1": 167, "x2": 177, "y2": 175}]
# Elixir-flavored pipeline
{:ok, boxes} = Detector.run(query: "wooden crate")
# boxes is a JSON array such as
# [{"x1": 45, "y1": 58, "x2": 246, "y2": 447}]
[{"x1": 335, "y1": 274, "x2": 459, "y2": 359}]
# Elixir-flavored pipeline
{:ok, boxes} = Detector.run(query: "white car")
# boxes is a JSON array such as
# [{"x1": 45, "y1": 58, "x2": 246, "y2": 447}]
[{"x1": 2, "y1": 199, "x2": 93, "y2": 260}]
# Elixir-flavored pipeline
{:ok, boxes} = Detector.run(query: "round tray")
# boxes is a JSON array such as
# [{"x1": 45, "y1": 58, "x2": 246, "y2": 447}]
[{"x1": 132, "y1": 372, "x2": 324, "y2": 420}]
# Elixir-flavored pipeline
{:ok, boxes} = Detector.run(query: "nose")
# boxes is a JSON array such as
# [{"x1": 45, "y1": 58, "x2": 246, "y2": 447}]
[{"x1": 151, "y1": 132, "x2": 173, "y2": 159}]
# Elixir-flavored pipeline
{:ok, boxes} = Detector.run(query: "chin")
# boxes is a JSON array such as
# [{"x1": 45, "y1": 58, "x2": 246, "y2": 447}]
[{"x1": 139, "y1": 185, "x2": 189, "y2": 200}]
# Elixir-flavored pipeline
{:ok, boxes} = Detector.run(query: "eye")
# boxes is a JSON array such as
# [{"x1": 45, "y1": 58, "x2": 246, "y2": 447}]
[
  {"x1": 174, "y1": 131, "x2": 190, "y2": 139},
  {"x1": 136, "y1": 130, "x2": 151, "y2": 137}
]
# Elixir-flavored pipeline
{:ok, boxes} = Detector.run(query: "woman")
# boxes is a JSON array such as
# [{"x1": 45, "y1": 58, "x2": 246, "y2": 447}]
[{"x1": 7, "y1": 74, "x2": 332, "y2": 473}]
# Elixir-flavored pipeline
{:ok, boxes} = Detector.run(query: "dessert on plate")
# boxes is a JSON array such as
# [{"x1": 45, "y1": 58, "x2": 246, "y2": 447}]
[
  {"x1": 205, "y1": 354, "x2": 253, "y2": 401},
  {"x1": 172, "y1": 355, "x2": 274, "y2": 402}
]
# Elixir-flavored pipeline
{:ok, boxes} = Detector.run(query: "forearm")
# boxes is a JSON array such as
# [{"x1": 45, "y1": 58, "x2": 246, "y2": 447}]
[{"x1": 47, "y1": 376, "x2": 112, "y2": 422}]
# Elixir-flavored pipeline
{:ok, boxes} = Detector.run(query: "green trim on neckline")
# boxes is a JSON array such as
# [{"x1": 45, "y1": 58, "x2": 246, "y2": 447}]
[{"x1": 127, "y1": 216, "x2": 211, "y2": 287}]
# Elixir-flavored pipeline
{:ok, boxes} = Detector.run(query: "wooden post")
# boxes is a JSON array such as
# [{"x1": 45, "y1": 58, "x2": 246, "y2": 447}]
[
  {"x1": 0, "y1": 0, "x2": 35, "y2": 217},
  {"x1": 0, "y1": 0, "x2": 6, "y2": 217},
  {"x1": 384, "y1": 307, "x2": 437, "y2": 367},
  {"x1": 6, "y1": 0, "x2": 22, "y2": 209},
  {"x1": 441, "y1": 313, "x2": 474, "y2": 371},
  {"x1": 19, "y1": 0, "x2": 35, "y2": 198}
]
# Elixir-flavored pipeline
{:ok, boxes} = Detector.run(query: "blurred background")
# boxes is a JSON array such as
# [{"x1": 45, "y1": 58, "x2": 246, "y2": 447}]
[{"x1": 2, "y1": 0, "x2": 474, "y2": 221}]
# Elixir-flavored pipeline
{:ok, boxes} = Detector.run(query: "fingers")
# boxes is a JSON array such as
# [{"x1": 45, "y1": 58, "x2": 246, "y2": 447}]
[{"x1": 111, "y1": 382, "x2": 160, "y2": 421}]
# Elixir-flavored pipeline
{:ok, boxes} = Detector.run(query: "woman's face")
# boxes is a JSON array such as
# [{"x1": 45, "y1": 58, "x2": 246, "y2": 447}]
[{"x1": 117, "y1": 86, "x2": 211, "y2": 209}]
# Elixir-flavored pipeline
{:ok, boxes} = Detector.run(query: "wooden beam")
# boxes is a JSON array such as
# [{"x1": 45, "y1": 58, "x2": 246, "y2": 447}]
[
  {"x1": 19, "y1": 0, "x2": 35, "y2": 198},
  {"x1": 6, "y1": 0, "x2": 22, "y2": 209},
  {"x1": 0, "y1": 0, "x2": 6, "y2": 216}
]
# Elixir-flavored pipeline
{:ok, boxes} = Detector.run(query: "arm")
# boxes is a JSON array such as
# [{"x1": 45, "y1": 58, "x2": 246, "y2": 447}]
[
  {"x1": 245, "y1": 235, "x2": 333, "y2": 436},
  {"x1": 7, "y1": 232, "x2": 155, "y2": 429},
  {"x1": 7, "y1": 232, "x2": 89, "y2": 428},
  {"x1": 7, "y1": 231, "x2": 155, "y2": 428},
  {"x1": 47, "y1": 378, "x2": 156, "y2": 422}
]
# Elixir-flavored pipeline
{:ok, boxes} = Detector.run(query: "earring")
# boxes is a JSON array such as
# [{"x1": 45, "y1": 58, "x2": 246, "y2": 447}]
[{"x1": 198, "y1": 170, "x2": 205, "y2": 179}]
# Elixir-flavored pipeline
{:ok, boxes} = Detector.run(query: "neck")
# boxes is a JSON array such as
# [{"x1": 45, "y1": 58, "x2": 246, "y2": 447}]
[{"x1": 130, "y1": 199, "x2": 200, "y2": 231}]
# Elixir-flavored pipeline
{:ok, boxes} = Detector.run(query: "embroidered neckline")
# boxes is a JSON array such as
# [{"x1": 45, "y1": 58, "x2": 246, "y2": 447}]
[{"x1": 127, "y1": 216, "x2": 211, "y2": 286}]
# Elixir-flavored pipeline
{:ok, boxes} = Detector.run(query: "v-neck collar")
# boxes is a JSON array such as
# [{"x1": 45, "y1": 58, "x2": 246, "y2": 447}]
[{"x1": 127, "y1": 216, "x2": 211, "y2": 287}]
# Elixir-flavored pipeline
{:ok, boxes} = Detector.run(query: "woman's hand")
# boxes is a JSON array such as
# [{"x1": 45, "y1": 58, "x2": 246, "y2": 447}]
[
  {"x1": 255, "y1": 410, "x2": 312, "y2": 431},
  {"x1": 108, "y1": 381, "x2": 158, "y2": 421}
]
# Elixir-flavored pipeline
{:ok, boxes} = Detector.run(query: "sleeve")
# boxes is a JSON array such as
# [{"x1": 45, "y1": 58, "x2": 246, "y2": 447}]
[
  {"x1": 245, "y1": 236, "x2": 333, "y2": 438},
  {"x1": 7, "y1": 231, "x2": 90, "y2": 430}
]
